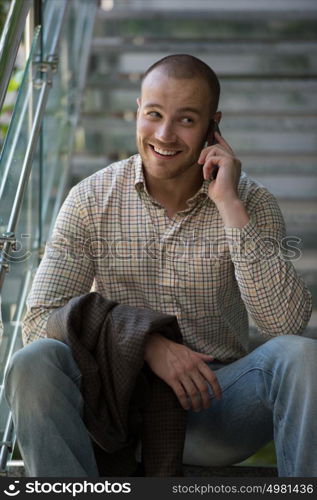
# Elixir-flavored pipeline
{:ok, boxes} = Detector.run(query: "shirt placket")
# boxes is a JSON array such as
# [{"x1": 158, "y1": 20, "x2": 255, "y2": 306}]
[{"x1": 141, "y1": 195, "x2": 181, "y2": 315}]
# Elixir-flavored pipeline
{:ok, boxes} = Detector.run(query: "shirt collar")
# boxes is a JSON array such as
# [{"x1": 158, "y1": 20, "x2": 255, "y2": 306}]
[
  {"x1": 134, "y1": 153, "x2": 210, "y2": 207},
  {"x1": 186, "y1": 178, "x2": 209, "y2": 207},
  {"x1": 134, "y1": 154, "x2": 146, "y2": 192}
]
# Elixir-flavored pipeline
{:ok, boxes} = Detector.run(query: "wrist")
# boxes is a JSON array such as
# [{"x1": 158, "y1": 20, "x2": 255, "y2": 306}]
[
  {"x1": 144, "y1": 332, "x2": 165, "y2": 363},
  {"x1": 216, "y1": 198, "x2": 249, "y2": 228}
]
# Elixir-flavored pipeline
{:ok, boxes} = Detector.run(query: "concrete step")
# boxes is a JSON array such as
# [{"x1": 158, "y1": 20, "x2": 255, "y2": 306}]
[
  {"x1": 0, "y1": 461, "x2": 25, "y2": 477},
  {"x1": 91, "y1": 37, "x2": 317, "y2": 56},
  {"x1": 84, "y1": 79, "x2": 317, "y2": 116},
  {"x1": 89, "y1": 48, "x2": 317, "y2": 79},
  {"x1": 1, "y1": 460, "x2": 277, "y2": 478},
  {"x1": 96, "y1": 0, "x2": 317, "y2": 20},
  {"x1": 241, "y1": 154, "x2": 317, "y2": 176},
  {"x1": 245, "y1": 175, "x2": 317, "y2": 200},
  {"x1": 278, "y1": 200, "x2": 317, "y2": 248}
]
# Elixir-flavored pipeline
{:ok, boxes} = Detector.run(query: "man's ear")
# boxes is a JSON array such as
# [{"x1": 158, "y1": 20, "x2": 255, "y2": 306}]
[
  {"x1": 136, "y1": 97, "x2": 141, "y2": 117},
  {"x1": 205, "y1": 111, "x2": 222, "y2": 147},
  {"x1": 214, "y1": 110, "x2": 222, "y2": 125}
]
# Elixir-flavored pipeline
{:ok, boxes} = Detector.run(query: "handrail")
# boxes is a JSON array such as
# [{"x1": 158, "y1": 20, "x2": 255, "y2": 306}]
[
  {"x1": 0, "y1": 81, "x2": 33, "y2": 201},
  {"x1": 0, "y1": 0, "x2": 32, "y2": 113},
  {"x1": 0, "y1": 0, "x2": 98, "y2": 472},
  {"x1": 7, "y1": 67, "x2": 52, "y2": 234},
  {"x1": 0, "y1": 1, "x2": 69, "y2": 290},
  {"x1": 43, "y1": 0, "x2": 68, "y2": 58},
  {"x1": 0, "y1": 50, "x2": 55, "y2": 293},
  {"x1": 0, "y1": 268, "x2": 33, "y2": 471}
]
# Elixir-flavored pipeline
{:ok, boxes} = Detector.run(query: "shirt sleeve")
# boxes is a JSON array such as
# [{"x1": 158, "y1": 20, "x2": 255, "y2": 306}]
[
  {"x1": 224, "y1": 189, "x2": 312, "y2": 337},
  {"x1": 22, "y1": 185, "x2": 95, "y2": 344}
]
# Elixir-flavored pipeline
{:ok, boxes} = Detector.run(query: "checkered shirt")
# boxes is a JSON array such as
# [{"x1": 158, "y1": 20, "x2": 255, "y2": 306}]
[{"x1": 23, "y1": 154, "x2": 312, "y2": 361}]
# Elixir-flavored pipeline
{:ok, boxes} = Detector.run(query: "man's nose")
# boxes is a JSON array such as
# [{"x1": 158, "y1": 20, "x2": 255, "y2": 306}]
[{"x1": 155, "y1": 121, "x2": 176, "y2": 143}]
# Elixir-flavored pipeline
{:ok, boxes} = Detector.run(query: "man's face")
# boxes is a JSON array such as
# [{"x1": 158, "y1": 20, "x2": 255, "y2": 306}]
[{"x1": 136, "y1": 68, "x2": 216, "y2": 182}]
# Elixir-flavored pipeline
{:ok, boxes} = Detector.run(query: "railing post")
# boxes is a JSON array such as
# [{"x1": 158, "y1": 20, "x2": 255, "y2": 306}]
[{"x1": 0, "y1": 0, "x2": 32, "y2": 112}]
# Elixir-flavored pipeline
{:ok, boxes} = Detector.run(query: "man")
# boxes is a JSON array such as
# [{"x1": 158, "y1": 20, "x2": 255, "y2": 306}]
[{"x1": 5, "y1": 54, "x2": 315, "y2": 477}]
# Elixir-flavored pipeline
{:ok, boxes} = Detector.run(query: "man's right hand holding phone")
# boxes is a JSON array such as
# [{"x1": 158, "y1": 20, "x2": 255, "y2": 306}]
[{"x1": 198, "y1": 123, "x2": 250, "y2": 229}]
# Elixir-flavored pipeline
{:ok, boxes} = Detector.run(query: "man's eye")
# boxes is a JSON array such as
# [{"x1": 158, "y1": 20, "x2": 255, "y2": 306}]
[
  {"x1": 147, "y1": 111, "x2": 161, "y2": 118},
  {"x1": 181, "y1": 117, "x2": 194, "y2": 124}
]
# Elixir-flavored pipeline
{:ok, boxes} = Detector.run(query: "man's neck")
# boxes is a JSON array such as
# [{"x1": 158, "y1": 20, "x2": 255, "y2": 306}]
[{"x1": 143, "y1": 165, "x2": 204, "y2": 218}]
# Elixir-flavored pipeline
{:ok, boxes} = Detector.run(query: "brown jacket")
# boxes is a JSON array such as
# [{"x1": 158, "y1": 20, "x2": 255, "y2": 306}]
[{"x1": 46, "y1": 292, "x2": 186, "y2": 476}]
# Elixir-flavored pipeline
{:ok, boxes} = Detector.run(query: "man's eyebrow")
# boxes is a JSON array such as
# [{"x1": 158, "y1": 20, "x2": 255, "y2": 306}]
[
  {"x1": 178, "y1": 107, "x2": 201, "y2": 115},
  {"x1": 143, "y1": 103, "x2": 163, "y2": 109},
  {"x1": 143, "y1": 103, "x2": 201, "y2": 115}
]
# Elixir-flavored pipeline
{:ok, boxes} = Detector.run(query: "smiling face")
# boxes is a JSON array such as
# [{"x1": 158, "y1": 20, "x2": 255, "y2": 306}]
[{"x1": 136, "y1": 68, "x2": 218, "y2": 183}]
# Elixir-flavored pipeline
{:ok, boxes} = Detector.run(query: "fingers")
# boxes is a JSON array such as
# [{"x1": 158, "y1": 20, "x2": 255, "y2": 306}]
[
  {"x1": 214, "y1": 131, "x2": 235, "y2": 154},
  {"x1": 171, "y1": 380, "x2": 192, "y2": 411},
  {"x1": 198, "y1": 147, "x2": 231, "y2": 172},
  {"x1": 145, "y1": 337, "x2": 221, "y2": 412},
  {"x1": 189, "y1": 374, "x2": 211, "y2": 411},
  {"x1": 198, "y1": 147, "x2": 216, "y2": 165},
  {"x1": 170, "y1": 370, "x2": 209, "y2": 411},
  {"x1": 180, "y1": 373, "x2": 210, "y2": 411},
  {"x1": 173, "y1": 360, "x2": 222, "y2": 412},
  {"x1": 172, "y1": 376, "x2": 209, "y2": 411},
  {"x1": 196, "y1": 352, "x2": 215, "y2": 362},
  {"x1": 198, "y1": 134, "x2": 235, "y2": 166},
  {"x1": 199, "y1": 362, "x2": 222, "y2": 401},
  {"x1": 202, "y1": 155, "x2": 223, "y2": 180}
]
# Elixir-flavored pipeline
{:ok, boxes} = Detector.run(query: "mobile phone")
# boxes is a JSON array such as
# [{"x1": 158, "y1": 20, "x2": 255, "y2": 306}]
[
  {"x1": 211, "y1": 121, "x2": 221, "y2": 178},
  {"x1": 212, "y1": 121, "x2": 221, "y2": 144}
]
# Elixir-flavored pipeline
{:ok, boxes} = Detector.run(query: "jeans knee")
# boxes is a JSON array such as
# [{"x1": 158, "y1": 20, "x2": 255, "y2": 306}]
[
  {"x1": 266, "y1": 335, "x2": 317, "y2": 371},
  {"x1": 4, "y1": 339, "x2": 74, "y2": 402}
]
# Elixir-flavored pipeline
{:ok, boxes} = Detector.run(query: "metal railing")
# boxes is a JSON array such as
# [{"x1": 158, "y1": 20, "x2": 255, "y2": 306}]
[
  {"x1": 0, "y1": 0, "x2": 98, "y2": 472},
  {"x1": 0, "y1": 0, "x2": 32, "y2": 112},
  {"x1": 0, "y1": 0, "x2": 68, "y2": 290}
]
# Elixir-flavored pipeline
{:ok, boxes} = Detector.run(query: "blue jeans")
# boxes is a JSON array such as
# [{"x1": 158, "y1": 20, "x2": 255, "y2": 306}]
[{"x1": 4, "y1": 335, "x2": 317, "y2": 477}]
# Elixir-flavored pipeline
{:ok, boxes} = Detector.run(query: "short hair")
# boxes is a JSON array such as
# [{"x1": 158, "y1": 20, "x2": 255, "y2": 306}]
[{"x1": 141, "y1": 54, "x2": 220, "y2": 113}]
